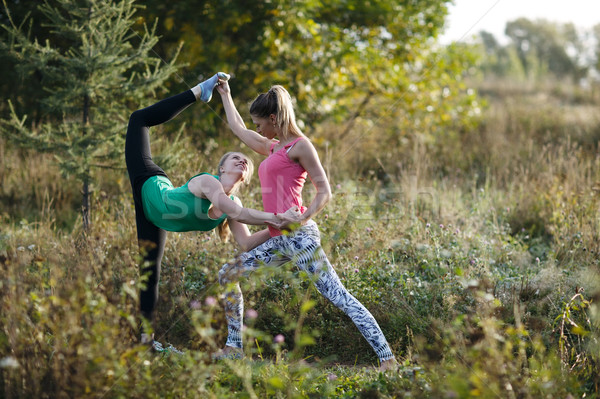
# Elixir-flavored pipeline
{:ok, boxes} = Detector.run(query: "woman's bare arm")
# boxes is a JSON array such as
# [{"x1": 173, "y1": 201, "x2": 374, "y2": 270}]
[
  {"x1": 188, "y1": 174, "x2": 279, "y2": 226},
  {"x1": 289, "y1": 139, "x2": 332, "y2": 223},
  {"x1": 227, "y1": 196, "x2": 272, "y2": 251},
  {"x1": 228, "y1": 219, "x2": 272, "y2": 252},
  {"x1": 217, "y1": 81, "x2": 273, "y2": 156}
]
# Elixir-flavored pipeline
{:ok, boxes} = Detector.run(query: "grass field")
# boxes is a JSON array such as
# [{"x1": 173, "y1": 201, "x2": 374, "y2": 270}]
[{"x1": 1, "y1": 78, "x2": 599, "y2": 398}]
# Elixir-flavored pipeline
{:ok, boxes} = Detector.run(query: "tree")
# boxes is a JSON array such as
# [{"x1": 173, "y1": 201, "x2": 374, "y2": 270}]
[
  {"x1": 0, "y1": 0, "x2": 49, "y2": 122},
  {"x1": 0, "y1": 0, "x2": 180, "y2": 230},
  {"x1": 593, "y1": 24, "x2": 600, "y2": 76},
  {"x1": 504, "y1": 18, "x2": 587, "y2": 81},
  {"x1": 133, "y1": 0, "x2": 478, "y2": 176}
]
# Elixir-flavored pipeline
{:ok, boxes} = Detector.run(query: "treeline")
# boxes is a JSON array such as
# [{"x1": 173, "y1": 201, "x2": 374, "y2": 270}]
[{"x1": 474, "y1": 18, "x2": 600, "y2": 83}]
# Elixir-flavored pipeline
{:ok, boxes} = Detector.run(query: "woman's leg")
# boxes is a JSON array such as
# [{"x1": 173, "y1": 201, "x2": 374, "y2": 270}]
[
  {"x1": 125, "y1": 90, "x2": 197, "y2": 191},
  {"x1": 290, "y1": 223, "x2": 395, "y2": 363},
  {"x1": 135, "y1": 200, "x2": 167, "y2": 322},
  {"x1": 125, "y1": 90, "x2": 196, "y2": 330},
  {"x1": 218, "y1": 236, "x2": 289, "y2": 349}
]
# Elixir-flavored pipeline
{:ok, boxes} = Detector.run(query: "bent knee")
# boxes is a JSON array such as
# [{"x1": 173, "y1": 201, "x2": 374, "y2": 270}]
[{"x1": 128, "y1": 109, "x2": 144, "y2": 125}]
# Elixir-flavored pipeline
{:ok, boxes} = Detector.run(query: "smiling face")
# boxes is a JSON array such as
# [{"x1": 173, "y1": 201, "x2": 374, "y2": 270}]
[{"x1": 218, "y1": 152, "x2": 253, "y2": 184}]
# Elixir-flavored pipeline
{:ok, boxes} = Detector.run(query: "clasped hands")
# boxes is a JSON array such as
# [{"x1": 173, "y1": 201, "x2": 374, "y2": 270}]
[{"x1": 267, "y1": 206, "x2": 303, "y2": 232}]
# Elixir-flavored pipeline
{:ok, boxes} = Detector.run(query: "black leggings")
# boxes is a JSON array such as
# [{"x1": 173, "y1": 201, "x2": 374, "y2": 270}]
[{"x1": 125, "y1": 89, "x2": 196, "y2": 321}]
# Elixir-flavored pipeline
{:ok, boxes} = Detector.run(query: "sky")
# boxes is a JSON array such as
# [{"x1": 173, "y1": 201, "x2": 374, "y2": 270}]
[{"x1": 439, "y1": 0, "x2": 599, "y2": 44}]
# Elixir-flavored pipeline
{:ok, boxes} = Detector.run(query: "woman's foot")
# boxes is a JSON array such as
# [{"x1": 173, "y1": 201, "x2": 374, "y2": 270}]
[
  {"x1": 141, "y1": 333, "x2": 184, "y2": 355},
  {"x1": 212, "y1": 346, "x2": 244, "y2": 360},
  {"x1": 196, "y1": 72, "x2": 231, "y2": 102}
]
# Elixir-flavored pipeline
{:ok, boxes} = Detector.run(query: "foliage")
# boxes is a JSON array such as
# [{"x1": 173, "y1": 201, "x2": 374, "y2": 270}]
[
  {"x1": 2, "y1": 76, "x2": 600, "y2": 395},
  {"x1": 125, "y1": 0, "x2": 482, "y2": 177},
  {"x1": 0, "y1": 0, "x2": 180, "y2": 228},
  {"x1": 1, "y1": 1, "x2": 600, "y2": 398}
]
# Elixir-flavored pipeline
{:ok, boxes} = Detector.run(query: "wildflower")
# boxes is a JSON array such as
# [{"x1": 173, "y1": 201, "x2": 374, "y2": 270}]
[
  {"x1": 354, "y1": 268, "x2": 359, "y2": 273},
  {"x1": 274, "y1": 334, "x2": 285, "y2": 344},
  {"x1": 439, "y1": 224, "x2": 444, "y2": 229},
  {"x1": 336, "y1": 184, "x2": 342, "y2": 190},
  {"x1": 190, "y1": 300, "x2": 201, "y2": 310},
  {"x1": 470, "y1": 259, "x2": 476, "y2": 265},
  {"x1": 354, "y1": 256, "x2": 359, "y2": 260},
  {"x1": 205, "y1": 296, "x2": 217, "y2": 306},
  {"x1": 426, "y1": 223, "x2": 430, "y2": 228},
  {"x1": 454, "y1": 228, "x2": 460, "y2": 235},
  {"x1": 245, "y1": 309, "x2": 258, "y2": 319},
  {"x1": 535, "y1": 257, "x2": 540, "y2": 263},
  {"x1": 27, "y1": 244, "x2": 35, "y2": 250},
  {"x1": 324, "y1": 214, "x2": 329, "y2": 220},
  {"x1": 327, "y1": 373, "x2": 337, "y2": 381},
  {"x1": 366, "y1": 227, "x2": 372, "y2": 233}
]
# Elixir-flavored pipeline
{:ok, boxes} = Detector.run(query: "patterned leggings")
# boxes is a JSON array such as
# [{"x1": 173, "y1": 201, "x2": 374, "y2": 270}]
[{"x1": 218, "y1": 221, "x2": 395, "y2": 362}]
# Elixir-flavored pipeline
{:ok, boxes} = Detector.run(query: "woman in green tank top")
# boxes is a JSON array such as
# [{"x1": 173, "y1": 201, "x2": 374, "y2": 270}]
[{"x1": 125, "y1": 74, "x2": 298, "y2": 352}]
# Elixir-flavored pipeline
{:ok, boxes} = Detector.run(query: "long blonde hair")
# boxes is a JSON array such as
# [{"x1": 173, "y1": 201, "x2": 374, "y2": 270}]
[
  {"x1": 249, "y1": 85, "x2": 306, "y2": 141},
  {"x1": 215, "y1": 152, "x2": 254, "y2": 242}
]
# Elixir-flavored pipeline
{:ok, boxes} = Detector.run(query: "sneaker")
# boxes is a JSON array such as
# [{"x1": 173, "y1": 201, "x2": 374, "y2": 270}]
[
  {"x1": 151, "y1": 340, "x2": 184, "y2": 355},
  {"x1": 212, "y1": 346, "x2": 244, "y2": 360},
  {"x1": 162, "y1": 343, "x2": 185, "y2": 355},
  {"x1": 142, "y1": 334, "x2": 184, "y2": 356}
]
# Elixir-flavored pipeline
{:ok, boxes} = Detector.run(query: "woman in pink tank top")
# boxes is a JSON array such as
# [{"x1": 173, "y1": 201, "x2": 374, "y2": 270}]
[{"x1": 214, "y1": 80, "x2": 397, "y2": 370}]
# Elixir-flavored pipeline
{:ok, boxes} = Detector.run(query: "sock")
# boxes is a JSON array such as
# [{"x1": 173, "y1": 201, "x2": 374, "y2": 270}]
[{"x1": 197, "y1": 72, "x2": 231, "y2": 102}]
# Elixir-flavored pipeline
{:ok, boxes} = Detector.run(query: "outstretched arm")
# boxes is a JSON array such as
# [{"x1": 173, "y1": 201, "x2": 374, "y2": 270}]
[
  {"x1": 188, "y1": 174, "x2": 279, "y2": 226},
  {"x1": 216, "y1": 80, "x2": 273, "y2": 156}
]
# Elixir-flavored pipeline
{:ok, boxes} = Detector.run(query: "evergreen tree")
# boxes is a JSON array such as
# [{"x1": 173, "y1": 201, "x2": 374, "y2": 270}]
[{"x1": 0, "y1": 0, "x2": 180, "y2": 230}]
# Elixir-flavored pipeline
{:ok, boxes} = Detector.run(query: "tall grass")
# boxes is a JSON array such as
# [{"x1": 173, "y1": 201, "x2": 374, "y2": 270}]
[{"x1": 1, "y1": 80, "x2": 599, "y2": 397}]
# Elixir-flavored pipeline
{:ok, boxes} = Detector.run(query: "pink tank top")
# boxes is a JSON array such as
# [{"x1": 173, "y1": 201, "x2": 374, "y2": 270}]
[{"x1": 258, "y1": 137, "x2": 308, "y2": 236}]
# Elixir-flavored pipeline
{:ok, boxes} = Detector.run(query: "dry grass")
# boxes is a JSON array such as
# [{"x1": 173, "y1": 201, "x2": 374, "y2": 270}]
[{"x1": 1, "y1": 79, "x2": 599, "y2": 397}]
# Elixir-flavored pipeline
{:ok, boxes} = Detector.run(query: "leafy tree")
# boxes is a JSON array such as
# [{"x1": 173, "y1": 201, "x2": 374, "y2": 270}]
[
  {"x1": 134, "y1": 0, "x2": 479, "y2": 176},
  {"x1": 0, "y1": 0, "x2": 180, "y2": 230}
]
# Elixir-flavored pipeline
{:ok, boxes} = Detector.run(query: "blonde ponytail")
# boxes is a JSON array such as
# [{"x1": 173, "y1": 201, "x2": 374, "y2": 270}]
[{"x1": 217, "y1": 219, "x2": 231, "y2": 243}]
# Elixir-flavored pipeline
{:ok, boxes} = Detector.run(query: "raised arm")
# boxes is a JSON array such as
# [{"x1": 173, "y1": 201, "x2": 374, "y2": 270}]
[
  {"x1": 188, "y1": 174, "x2": 279, "y2": 226},
  {"x1": 289, "y1": 139, "x2": 332, "y2": 224},
  {"x1": 216, "y1": 80, "x2": 273, "y2": 156}
]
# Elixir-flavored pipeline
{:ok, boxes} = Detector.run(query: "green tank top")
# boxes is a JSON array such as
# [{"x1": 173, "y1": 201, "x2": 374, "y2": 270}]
[{"x1": 141, "y1": 173, "x2": 231, "y2": 232}]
